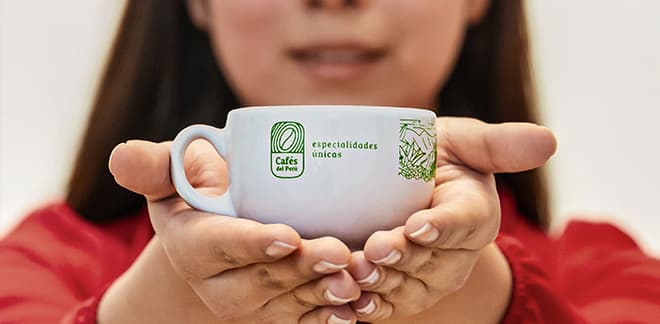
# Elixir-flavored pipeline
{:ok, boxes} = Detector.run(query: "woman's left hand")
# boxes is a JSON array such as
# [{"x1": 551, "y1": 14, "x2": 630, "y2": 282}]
[{"x1": 345, "y1": 117, "x2": 556, "y2": 323}]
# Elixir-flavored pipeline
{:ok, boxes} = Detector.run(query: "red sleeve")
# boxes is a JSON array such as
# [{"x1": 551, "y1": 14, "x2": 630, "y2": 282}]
[
  {"x1": 497, "y1": 221, "x2": 660, "y2": 324},
  {"x1": 0, "y1": 204, "x2": 150, "y2": 324}
]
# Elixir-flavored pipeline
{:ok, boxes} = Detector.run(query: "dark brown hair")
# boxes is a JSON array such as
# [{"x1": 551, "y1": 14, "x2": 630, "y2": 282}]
[{"x1": 67, "y1": 0, "x2": 550, "y2": 229}]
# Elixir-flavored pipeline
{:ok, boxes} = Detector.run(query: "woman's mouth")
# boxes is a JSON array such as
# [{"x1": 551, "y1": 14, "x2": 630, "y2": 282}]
[{"x1": 289, "y1": 45, "x2": 386, "y2": 81}]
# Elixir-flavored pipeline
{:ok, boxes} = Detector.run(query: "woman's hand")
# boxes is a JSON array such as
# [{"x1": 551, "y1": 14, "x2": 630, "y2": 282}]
[
  {"x1": 345, "y1": 118, "x2": 557, "y2": 323},
  {"x1": 99, "y1": 140, "x2": 361, "y2": 324}
]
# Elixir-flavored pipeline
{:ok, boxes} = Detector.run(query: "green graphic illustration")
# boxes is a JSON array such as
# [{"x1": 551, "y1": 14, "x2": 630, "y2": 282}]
[
  {"x1": 271, "y1": 121, "x2": 305, "y2": 178},
  {"x1": 399, "y1": 119, "x2": 436, "y2": 182}
]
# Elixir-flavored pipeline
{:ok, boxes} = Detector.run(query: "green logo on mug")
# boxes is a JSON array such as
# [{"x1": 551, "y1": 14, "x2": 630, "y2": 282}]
[
  {"x1": 399, "y1": 119, "x2": 436, "y2": 182},
  {"x1": 271, "y1": 121, "x2": 305, "y2": 178}
]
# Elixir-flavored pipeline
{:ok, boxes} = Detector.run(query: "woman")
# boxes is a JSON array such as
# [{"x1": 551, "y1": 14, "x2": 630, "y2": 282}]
[{"x1": 1, "y1": 0, "x2": 659, "y2": 323}]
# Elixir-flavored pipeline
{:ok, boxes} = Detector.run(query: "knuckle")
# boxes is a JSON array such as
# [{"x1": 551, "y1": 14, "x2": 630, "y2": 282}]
[
  {"x1": 412, "y1": 256, "x2": 438, "y2": 276},
  {"x1": 403, "y1": 248, "x2": 433, "y2": 274},
  {"x1": 211, "y1": 244, "x2": 242, "y2": 267},
  {"x1": 384, "y1": 285, "x2": 405, "y2": 301},
  {"x1": 254, "y1": 265, "x2": 287, "y2": 290},
  {"x1": 382, "y1": 273, "x2": 407, "y2": 300},
  {"x1": 430, "y1": 248, "x2": 443, "y2": 259},
  {"x1": 292, "y1": 290, "x2": 317, "y2": 309}
]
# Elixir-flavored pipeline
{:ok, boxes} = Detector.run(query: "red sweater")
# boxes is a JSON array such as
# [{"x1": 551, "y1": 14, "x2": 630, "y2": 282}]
[{"x1": 1, "y1": 192, "x2": 659, "y2": 323}]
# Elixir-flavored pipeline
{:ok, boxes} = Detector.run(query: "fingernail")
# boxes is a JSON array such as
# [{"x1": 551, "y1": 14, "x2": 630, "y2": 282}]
[
  {"x1": 107, "y1": 143, "x2": 124, "y2": 170},
  {"x1": 265, "y1": 240, "x2": 297, "y2": 257},
  {"x1": 409, "y1": 222, "x2": 439, "y2": 243},
  {"x1": 324, "y1": 289, "x2": 354, "y2": 304},
  {"x1": 109, "y1": 144, "x2": 121, "y2": 160},
  {"x1": 356, "y1": 268, "x2": 380, "y2": 285},
  {"x1": 313, "y1": 260, "x2": 348, "y2": 273},
  {"x1": 328, "y1": 314, "x2": 352, "y2": 324},
  {"x1": 355, "y1": 299, "x2": 376, "y2": 315},
  {"x1": 372, "y1": 250, "x2": 402, "y2": 265}
]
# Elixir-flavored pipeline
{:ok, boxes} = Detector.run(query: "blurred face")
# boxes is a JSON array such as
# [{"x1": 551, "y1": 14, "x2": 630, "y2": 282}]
[{"x1": 187, "y1": 0, "x2": 489, "y2": 109}]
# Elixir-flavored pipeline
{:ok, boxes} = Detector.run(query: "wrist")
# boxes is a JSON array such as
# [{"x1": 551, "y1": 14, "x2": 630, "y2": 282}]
[
  {"x1": 456, "y1": 242, "x2": 513, "y2": 322},
  {"x1": 97, "y1": 238, "x2": 210, "y2": 324}
]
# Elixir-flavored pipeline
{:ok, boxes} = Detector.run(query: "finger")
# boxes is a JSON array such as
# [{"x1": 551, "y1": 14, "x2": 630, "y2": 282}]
[
  {"x1": 349, "y1": 253, "x2": 409, "y2": 302},
  {"x1": 404, "y1": 178, "x2": 500, "y2": 250},
  {"x1": 350, "y1": 251, "x2": 453, "y2": 318},
  {"x1": 351, "y1": 292, "x2": 394, "y2": 322},
  {"x1": 261, "y1": 270, "x2": 359, "y2": 318},
  {"x1": 363, "y1": 228, "x2": 480, "y2": 294},
  {"x1": 156, "y1": 209, "x2": 301, "y2": 281},
  {"x1": 109, "y1": 139, "x2": 227, "y2": 201},
  {"x1": 346, "y1": 251, "x2": 381, "y2": 287},
  {"x1": 194, "y1": 237, "x2": 352, "y2": 315},
  {"x1": 437, "y1": 117, "x2": 556, "y2": 173},
  {"x1": 290, "y1": 270, "x2": 360, "y2": 306},
  {"x1": 299, "y1": 305, "x2": 356, "y2": 324},
  {"x1": 352, "y1": 264, "x2": 432, "y2": 316}
]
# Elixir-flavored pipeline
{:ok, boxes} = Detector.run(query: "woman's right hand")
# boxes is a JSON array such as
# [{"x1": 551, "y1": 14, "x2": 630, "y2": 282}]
[{"x1": 100, "y1": 140, "x2": 360, "y2": 324}]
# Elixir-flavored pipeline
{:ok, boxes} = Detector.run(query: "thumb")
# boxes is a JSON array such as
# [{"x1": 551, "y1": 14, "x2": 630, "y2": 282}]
[
  {"x1": 108, "y1": 140, "x2": 177, "y2": 201},
  {"x1": 438, "y1": 117, "x2": 557, "y2": 174},
  {"x1": 109, "y1": 139, "x2": 228, "y2": 202}
]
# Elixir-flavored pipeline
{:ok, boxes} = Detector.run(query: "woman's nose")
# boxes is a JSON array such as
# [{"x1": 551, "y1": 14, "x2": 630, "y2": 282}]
[{"x1": 306, "y1": 0, "x2": 367, "y2": 10}]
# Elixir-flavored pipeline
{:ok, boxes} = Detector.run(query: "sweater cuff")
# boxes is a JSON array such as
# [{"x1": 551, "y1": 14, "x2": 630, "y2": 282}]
[
  {"x1": 496, "y1": 234, "x2": 541, "y2": 324},
  {"x1": 61, "y1": 283, "x2": 112, "y2": 324}
]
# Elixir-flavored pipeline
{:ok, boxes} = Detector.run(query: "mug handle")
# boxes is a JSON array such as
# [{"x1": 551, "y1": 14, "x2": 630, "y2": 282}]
[{"x1": 170, "y1": 124, "x2": 237, "y2": 217}]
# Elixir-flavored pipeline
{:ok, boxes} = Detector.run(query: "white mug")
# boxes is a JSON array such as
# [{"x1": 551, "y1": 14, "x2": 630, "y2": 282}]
[{"x1": 170, "y1": 105, "x2": 437, "y2": 248}]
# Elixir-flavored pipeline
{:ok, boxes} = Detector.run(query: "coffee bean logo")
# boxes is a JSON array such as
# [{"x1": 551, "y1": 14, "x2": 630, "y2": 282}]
[
  {"x1": 271, "y1": 121, "x2": 305, "y2": 178},
  {"x1": 272, "y1": 121, "x2": 304, "y2": 154},
  {"x1": 280, "y1": 128, "x2": 296, "y2": 151}
]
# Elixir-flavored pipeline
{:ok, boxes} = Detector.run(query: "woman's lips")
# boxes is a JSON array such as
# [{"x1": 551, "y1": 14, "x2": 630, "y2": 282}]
[{"x1": 289, "y1": 46, "x2": 386, "y2": 81}]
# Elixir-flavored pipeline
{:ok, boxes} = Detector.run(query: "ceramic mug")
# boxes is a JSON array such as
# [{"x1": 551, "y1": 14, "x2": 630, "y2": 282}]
[{"x1": 170, "y1": 105, "x2": 437, "y2": 248}]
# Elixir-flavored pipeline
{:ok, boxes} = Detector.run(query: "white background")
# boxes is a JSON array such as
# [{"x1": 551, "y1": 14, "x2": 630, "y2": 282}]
[{"x1": 2, "y1": 1, "x2": 659, "y2": 254}]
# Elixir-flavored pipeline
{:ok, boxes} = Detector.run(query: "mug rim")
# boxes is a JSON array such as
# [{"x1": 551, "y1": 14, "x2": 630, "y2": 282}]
[{"x1": 229, "y1": 105, "x2": 437, "y2": 117}]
